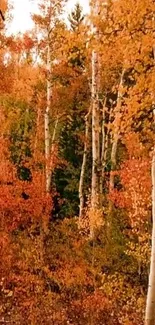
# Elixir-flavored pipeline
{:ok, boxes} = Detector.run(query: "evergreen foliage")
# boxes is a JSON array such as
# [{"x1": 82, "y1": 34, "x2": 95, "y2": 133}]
[{"x1": 68, "y1": 2, "x2": 85, "y2": 31}]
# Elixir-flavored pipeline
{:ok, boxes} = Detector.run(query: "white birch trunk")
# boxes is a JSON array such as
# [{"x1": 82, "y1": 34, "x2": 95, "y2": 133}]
[
  {"x1": 91, "y1": 47, "x2": 101, "y2": 209},
  {"x1": 89, "y1": 1, "x2": 108, "y2": 239},
  {"x1": 45, "y1": 41, "x2": 51, "y2": 193},
  {"x1": 79, "y1": 110, "x2": 91, "y2": 220},
  {"x1": 91, "y1": 0, "x2": 102, "y2": 210},
  {"x1": 34, "y1": 106, "x2": 41, "y2": 158},
  {"x1": 145, "y1": 30, "x2": 155, "y2": 324},
  {"x1": 100, "y1": 96, "x2": 107, "y2": 196},
  {"x1": 91, "y1": 0, "x2": 108, "y2": 210},
  {"x1": 49, "y1": 116, "x2": 59, "y2": 174},
  {"x1": 145, "y1": 146, "x2": 155, "y2": 325}
]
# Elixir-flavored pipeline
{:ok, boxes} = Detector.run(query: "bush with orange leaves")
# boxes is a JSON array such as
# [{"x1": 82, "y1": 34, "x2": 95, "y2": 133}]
[{"x1": 0, "y1": 137, "x2": 52, "y2": 323}]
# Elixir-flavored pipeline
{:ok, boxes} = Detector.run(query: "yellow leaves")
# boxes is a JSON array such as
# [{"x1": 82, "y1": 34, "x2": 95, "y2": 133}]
[
  {"x1": 101, "y1": 271, "x2": 145, "y2": 324},
  {"x1": 3, "y1": 289, "x2": 13, "y2": 297},
  {"x1": 88, "y1": 207, "x2": 104, "y2": 232},
  {"x1": 12, "y1": 64, "x2": 40, "y2": 103},
  {"x1": 126, "y1": 238, "x2": 150, "y2": 267},
  {"x1": 56, "y1": 260, "x2": 88, "y2": 288}
]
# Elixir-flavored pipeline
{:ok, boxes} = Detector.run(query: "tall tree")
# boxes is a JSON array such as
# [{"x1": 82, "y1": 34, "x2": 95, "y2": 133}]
[
  {"x1": 145, "y1": 114, "x2": 155, "y2": 325},
  {"x1": 145, "y1": 13, "x2": 155, "y2": 324},
  {"x1": 68, "y1": 2, "x2": 85, "y2": 31},
  {"x1": 90, "y1": 0, "x2": 101, "y2": 212},
  {"x1": 33, "y1": 0, "x2": 66, "y2": 193},
  {"x1": 68, "y1": 3, "x2": 89, "y2": 221},
  {"x1": 90, "y1": 1, "x2": 108, "y2": 234},
  {"x1": 79, "y1": 109, "x2": 91, "y2": 220}
]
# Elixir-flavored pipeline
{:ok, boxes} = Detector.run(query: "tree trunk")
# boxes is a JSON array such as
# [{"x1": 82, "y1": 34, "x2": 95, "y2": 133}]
[
  {"x1": 91, "y1": 0, "x2": 109, "y2": 210},
  {"x1": 100, "y1": 96, "x2": 107, "y2": 197},
  {"x1": 45, "y1": 41, "x2": 51, "y2": 193},
  {"x1": 49, "y1": 116, "x2": 59, "y2": 178},
  {"x1": 34, "y1": 106, "x2": 41, "y2": 159},
  {"x1": 145, "y1": 31, "x2": 155, "y2": 324},
  {"x1": 90, "y1": 0, "x2": 108, "y2": 238},
  {"x1": 79, "y1": 110, "x2": 91, "y2": 221},
  {"x1": 107, "y1": 69, "x2": 125, "y2": 237},
  {"x1": 91, "y1": 0, "x2": 103, "y2": 211},
  {"x1": 91, "y1": 48, "x2": 101, "y2": 210},
  {"x1": 145, "y1": 146, "x2": 155, "y2": 325}
]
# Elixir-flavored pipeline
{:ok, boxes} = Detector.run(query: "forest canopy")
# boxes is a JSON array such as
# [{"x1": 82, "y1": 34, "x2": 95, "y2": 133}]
[{"x1": 0, "y1": 1, "x2": 155, "y2": 324}]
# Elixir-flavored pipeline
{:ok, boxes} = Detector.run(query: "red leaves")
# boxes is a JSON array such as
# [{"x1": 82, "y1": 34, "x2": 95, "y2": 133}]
[
  {"x1": 0, "y1": 175, "x2": 51, "y2": 232},
  {"x1": 0, "y1": 138, "x2": 51, "y2": 232}
]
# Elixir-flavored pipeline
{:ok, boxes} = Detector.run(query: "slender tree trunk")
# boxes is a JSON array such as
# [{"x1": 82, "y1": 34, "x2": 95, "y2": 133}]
[
  {"x1": 79, "y1": 110, "x2": 91, "y2": 221},
  {"x1": 100, "y1": 96, "x2": 107, "y2": 196},
  {"x1": 34, "y1": 106, "x2": 41, "y2": 158},
  {"x1": 101, "y1": 107, "x2": 111, "y2": 182},
  {"x1": 45, "y1": 40, "x2": 51, "y2": 193},
  {"x1": 49, "y1": 116, "x2": 59, "y2": 174},
  {"x1": 91, "y1": 0, "x2": 103, "y2": 211},
  {"x1": 145, "y1": 31, "x2": 155, "y2": 324},
  {"x1": 91, "y1": 47, "x2": 101, "y2": 210},
  {"x1": 109, "y1": 69, "x2": 125, "y2": 192},
  {"x1": 145, "y1": 146, "x2": 155, "y2": 325},
  {"x1": 91, "y1": 0, "x2": 108, "y2": 211},
  {"x1": 107, "y1": 69, "x2": 125, "y2": 238},
  {"x1": 90, "y1": 1, "x2": 108, "y2": 238}
]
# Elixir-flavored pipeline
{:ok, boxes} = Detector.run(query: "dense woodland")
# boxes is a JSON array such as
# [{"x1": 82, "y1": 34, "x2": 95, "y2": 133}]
[{"x1": 0, "y1": 0, "x2": 155, "y2": 324}]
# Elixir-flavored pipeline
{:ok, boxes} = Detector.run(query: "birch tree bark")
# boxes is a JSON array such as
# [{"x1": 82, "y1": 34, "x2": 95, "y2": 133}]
[
  {"x1": 88, "y1": 0, "x2": 109, "y2": 239},
  {"x1": 79, "y1": 110, "x2": 91, "y2": 221},
  {"x1": 145, "y1": 27, "x2": 155, "y2": 324},
  {"x1": 49, "y1": 116, "x2": 59, "y2": 177},
  {"x1": 45, "y1": 39, "x2": 52, "y2": 193},
  {"x1": 91, "y1": 0, "x2": 104, "y2": 210},
  {"x1": 90, "y1": 0, "x2": 109, "y2": 211},
  {"x1": 33, "y1": 0, "x2": 66, "y2": 192},
  {"x1": 91, "y1": 45, "x2": 101, "y2": 210},
  {"x1": 100, "y1": 96, "x2": 107, "y2": 197},
  {"x1": 145, "y1": 142, "x2": 155, "y2": 325}
]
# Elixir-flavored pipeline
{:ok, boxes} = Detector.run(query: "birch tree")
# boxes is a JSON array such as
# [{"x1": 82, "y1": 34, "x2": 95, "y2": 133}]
[
  {"x1": 79, "y1": 109, "x2": 91, "y2": 221},
  {"x1": 91, "y1": 35, "x2": 101, "y2": 210},
  {"x1": 45, "y1": 33, "x2": 51, "y2": 192},
  {"x1": 86, "y1": 0, "x2": 101, "y2": 240},
  {"x1": 145, "y1": 16, "x2": 155, "y2": 324},
  {"x1": 90, "y1": 0, "x2": 108, "y2": 210},
  {"x1": 87, "y1": 0, "x2": 109, "y2": 238},
  {"x1": 33, "y1": 0, "x2": 66, "y2": 193},
  {"x1": 100, "y1": 95, "x2": 107, "y2": 196},
  {"x1": 144, "y1": 143, "x2": 155, "y2": 325}
]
